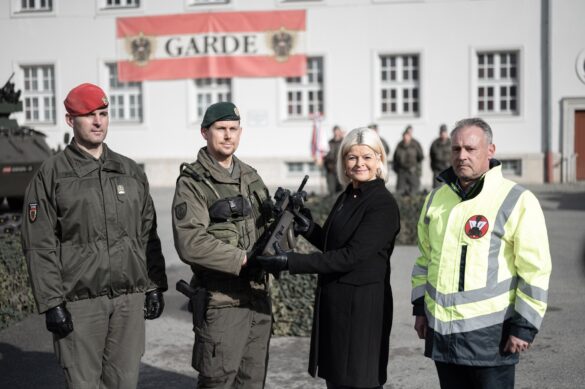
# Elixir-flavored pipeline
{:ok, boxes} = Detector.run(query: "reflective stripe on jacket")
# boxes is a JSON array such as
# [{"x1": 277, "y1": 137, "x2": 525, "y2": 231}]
[{"x1": 411, "y1": 163, "x2": 551, "y2": 365}]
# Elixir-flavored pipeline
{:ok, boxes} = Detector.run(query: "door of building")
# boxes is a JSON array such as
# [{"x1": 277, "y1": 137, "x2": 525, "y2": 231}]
[{"x1": 576, "y1": 110, "x2": 585, "y2": 180}]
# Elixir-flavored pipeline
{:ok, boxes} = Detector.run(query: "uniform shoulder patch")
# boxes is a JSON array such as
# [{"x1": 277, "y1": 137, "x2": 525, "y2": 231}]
[
  {"x1": 174, "y1": 202, "x2": 187, "y2": 220},
  {"x1": 28, "y1": 202, "x2": 39, "y2": 223}
]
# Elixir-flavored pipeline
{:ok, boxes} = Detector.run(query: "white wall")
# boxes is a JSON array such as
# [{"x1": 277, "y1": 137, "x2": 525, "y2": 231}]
[{"x1": 2, "y1": 0, "x2": 582, "y2": 187}]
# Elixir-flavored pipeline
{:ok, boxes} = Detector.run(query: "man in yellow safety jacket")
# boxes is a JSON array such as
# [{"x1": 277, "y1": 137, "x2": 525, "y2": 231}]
[{"x1": 411, "y1": 118, "x2": 551, "y2": 388}]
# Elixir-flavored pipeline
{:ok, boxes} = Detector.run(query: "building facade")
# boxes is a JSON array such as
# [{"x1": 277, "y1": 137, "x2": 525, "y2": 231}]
[{"x1": 2, "y1": 0, "x2": 584, "y2": 190}]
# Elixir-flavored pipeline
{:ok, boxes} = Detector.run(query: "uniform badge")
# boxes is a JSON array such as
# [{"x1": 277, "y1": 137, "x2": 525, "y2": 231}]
[
  {"x1": 175, "y1": 202, "x2": 187, "y2": 220},
  {"x1": 117, "y1": 185, "x2": 126, "y2": 195},
  {"x1": 465, "y1": 215, "x2": 489, "y2": 239},
  {"x1": 28, "y1": 202, "x2": 38, "y2": 223}
]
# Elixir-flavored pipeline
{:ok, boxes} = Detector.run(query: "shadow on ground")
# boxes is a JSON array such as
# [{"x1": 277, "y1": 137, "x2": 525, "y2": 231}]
[{"x1": 0, "y1": 342, "x2": 195, "y2": 389}]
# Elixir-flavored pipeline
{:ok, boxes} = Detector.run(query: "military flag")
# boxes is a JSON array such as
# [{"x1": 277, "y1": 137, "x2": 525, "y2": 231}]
[{"x1": 116, "y1": 10, "x2": 306, "y2": 81}]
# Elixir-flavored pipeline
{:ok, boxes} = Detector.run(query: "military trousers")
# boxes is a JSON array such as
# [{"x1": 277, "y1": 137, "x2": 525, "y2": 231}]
[
  {"x1": 53, "y1": 293, "x2": 145, "y2": 389},
  {"x1": 192, "y1": 299, "x2": 272, "y2": 389},
  {"x1": 396, "y1": 171, "x2": 420, "y2": 195}
]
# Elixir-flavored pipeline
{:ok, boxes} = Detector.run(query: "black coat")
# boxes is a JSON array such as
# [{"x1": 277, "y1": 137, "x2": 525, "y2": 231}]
[{"x1": 288, "y1": 179, "x2": 400, "y2": 387}]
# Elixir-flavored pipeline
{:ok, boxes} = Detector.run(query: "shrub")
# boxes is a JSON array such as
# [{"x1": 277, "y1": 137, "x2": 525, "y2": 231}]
[{"x1": 0, "y1": 233, "x2": 35, "y2": 330}]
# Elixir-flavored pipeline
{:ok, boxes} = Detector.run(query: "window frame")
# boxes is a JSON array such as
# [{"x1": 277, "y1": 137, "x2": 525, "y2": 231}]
[
  {"x1": 472, "y1": 48, "x2": 522, "y2": 117},
  {"x1": 283, "y1": 56, "x2": 325, "y2": 121},
  {"x1": 99, "y1": 0, "x2": 141, "y2": 10},
  {"x1": 11, "y1": 0, "x2": 56, "y2": 17},
  {"x1": 375, "y1": 53, "x2": 421, "y2": 119},
  {"x1": 186, "y1": 0, "x2": 230, "y2": 6},
  {"x1": 188, "y1": 77, "x2": 233, "y2": 126},
  {"x1": 19, "y1": 63, "x2": 57, "y2": 125},
  {"x1": 104, "y1": 62, "x2": 144, "y2": 124}
]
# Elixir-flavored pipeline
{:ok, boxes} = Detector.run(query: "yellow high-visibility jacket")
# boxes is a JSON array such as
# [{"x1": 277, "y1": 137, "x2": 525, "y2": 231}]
[{"x1": 411, "y1": 162, "x2": 551, "y2": 366}]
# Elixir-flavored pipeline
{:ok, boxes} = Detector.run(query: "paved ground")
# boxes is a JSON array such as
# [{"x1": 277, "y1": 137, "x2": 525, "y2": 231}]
[{"x1": 1, "y1": 183, "x2": 584, "y2": 388}]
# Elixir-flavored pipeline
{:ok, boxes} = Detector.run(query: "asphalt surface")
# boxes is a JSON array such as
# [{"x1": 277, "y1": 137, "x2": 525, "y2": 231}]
[{"x1": 1, "y1": 183, "x2": 584, "y2": 388}]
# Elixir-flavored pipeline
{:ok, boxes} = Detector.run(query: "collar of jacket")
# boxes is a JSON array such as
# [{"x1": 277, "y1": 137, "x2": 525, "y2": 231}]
[
  {"x1": 65, "y1": 140, "x2": 125, "y2": 177},
  {"x1": 344, "y1": 177, "x2": 386, "y2": 196},
  {"x1": 438, "y1": 159, "x2": 502, "y2": 200},
  {"x1": 197, "y1": 147, "x2": 255, "y2": 184}
]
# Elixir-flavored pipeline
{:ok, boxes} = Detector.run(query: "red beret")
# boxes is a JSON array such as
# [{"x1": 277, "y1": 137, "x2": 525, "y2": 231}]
[{"x1": 64, "y1": 83, "x2": 109, "y2": 116}]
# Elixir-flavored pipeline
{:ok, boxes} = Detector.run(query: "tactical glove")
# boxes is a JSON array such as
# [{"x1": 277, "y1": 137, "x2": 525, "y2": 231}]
[
  {"x1": 144, "y1": 289, "x2": 165, "y2": 320},
  {"x1": 256, "y1": 242, "x2": 290, "y2": 276},
  {"x1": 293, "y1": 207, "x2": 314, "y2": 236},
  {"x1": 45, "y1": 303, "x2": 73, "y2": 337}
]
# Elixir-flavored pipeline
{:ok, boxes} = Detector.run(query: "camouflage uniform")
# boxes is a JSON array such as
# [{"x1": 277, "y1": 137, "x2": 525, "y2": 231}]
[{"x1": 172, "y1": 147, "x2": 273, "y2": 389}]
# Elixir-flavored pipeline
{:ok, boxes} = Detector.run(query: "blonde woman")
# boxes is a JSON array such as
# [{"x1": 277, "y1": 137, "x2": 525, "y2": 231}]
[{"x1": 257, "y1": 127, "x2": 400, "y2": 389}]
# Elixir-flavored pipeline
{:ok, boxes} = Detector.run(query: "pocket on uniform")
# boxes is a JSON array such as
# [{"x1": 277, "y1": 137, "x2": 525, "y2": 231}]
[
  {"x1": 206, "y1": 222, "x2": 240, "y2": 248},
  {"x1": 192, "y1": 328, "x2": 224, "y2": 377}
]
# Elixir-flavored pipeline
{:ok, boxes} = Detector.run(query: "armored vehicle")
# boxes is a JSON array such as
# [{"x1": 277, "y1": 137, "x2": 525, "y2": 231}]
[{"x1": 0, "y1": 74, "x2": 52, "y2": 211}]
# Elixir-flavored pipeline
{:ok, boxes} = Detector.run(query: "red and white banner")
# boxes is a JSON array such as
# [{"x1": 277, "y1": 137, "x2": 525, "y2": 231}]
[{"x1": 116, "y1": 10, "x2": 306, "y2": 81}]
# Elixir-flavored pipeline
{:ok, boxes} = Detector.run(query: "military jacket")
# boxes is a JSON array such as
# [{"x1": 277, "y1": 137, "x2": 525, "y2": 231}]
[
  {"x1": 392, "y1": 139, "x2": 424, "y2": 175},
  {"x1": 172, "y1": 148, "x2": 271, "y2": 307},
  {"x1": 429, "y1": 138, "x2": 451, "y2": 172},
  {"x1": 22, "y1": 141, "x2": 167, "y2": 314}
]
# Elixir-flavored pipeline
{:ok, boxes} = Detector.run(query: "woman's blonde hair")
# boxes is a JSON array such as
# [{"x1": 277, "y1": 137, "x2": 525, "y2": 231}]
[{"x1": 336, "y1": 127, "x2": 388, "y2": 186}]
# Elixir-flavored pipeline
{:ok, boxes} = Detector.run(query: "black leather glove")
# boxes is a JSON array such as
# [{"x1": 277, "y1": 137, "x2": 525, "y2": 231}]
[
  {"x1": 293, "y1": 207, "x2": 314, "y2": 236},
  {"x1": 256, "y1": 242, "x2": 290, "y2": 277},
  {"x1": 45, "y1": 303, "x2": 73, "y2": 337},
  {"x1": 144, "y1": 289, "x2": 165, "y2": 320}
]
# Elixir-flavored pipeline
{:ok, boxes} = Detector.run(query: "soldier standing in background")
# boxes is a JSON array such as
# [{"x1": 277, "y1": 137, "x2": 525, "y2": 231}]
[
  {"x1": 368, "y1": 123, "x2": 390, "y2": 156},
  {"x1": 393, "y1": 125, "x2": 424, "y2": 195},
  {"x1": 429, "y1": 124, "x2": 452, "y2": 188},
  {"x1": 323, "y1": 125, "x2": 344, "y2": 195},
  {"x1": 172, "y1": 102, "x2": 273, "y2": 388},
  {"x1": 21, "y1": 83, "x2": 167, "y2": 389}
]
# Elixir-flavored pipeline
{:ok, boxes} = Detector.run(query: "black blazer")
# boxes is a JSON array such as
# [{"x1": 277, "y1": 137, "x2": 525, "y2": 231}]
[{"x1": 288, "y1": 179, "x2": 400, "y2": 387}]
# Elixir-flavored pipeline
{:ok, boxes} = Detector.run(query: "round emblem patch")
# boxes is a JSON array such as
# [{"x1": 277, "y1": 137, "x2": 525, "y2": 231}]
[{"x1": 465, "y1": 215, "x2": 489, "y2": 239}]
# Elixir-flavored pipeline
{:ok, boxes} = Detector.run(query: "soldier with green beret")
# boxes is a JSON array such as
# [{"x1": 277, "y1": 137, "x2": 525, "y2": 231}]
[{"x1": 172, "y1": 101, "x2": 273, "y2": 388}]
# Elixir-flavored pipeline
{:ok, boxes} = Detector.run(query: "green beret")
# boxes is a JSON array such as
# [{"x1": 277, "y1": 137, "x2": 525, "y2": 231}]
[{"x1": 201, "y1": 102, "x2": 240, "y2": 128}]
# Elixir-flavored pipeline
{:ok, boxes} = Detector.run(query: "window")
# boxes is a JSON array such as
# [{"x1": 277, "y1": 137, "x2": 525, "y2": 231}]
[
  {"x1": 188, "y1": 0, "x2": 229, "y2": 5},
  {"x1": 18, "y1": 0, "x2": 53, "y2": 12},
  {"x1": 106, "y1": 63, "x2": 143, "y2": 122},
  {"x1": 379, "y1": 54, "x2": 420, "y2": 117},
  {"x1": 286, "y1": 161, "x2": 318, "y2": 175},
  {"x1": 194, "y1": 78, "x2": 232, "y2": 120},
  {"x1": 285, "y1": 57, "x2": 324, "y2": 119},
  {"x1": 477, "y1": 51, "x2": 519, "y2": 115},
  {"x1": 102, "y1": 0, "x2": 140, "y2": 9},
  {"x1": 500, "y1": 159, "x2": 522, "y2": 176},
  {"x1": 21, "y1": 65, "x2": 56, "y2": 124}
]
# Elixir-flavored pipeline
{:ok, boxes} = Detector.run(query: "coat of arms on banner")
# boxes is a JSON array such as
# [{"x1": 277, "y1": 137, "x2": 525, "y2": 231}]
[
  {"x1": 125, "y1": 32, "x2": 156, "y2": 66},
  {"x1": 267, "y1": 27, "x2": 296, "y2": 62}
]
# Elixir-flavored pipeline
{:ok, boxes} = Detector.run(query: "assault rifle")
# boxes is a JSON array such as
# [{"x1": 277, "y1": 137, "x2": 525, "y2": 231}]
[{"x1": 249, "y1": 175, "x2": 309, "y2": 278}]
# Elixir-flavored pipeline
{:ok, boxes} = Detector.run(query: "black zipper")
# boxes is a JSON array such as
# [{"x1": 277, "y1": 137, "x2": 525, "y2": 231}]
[{"x1": 458, "y1": 245, "x2": 467, "y2": 292}]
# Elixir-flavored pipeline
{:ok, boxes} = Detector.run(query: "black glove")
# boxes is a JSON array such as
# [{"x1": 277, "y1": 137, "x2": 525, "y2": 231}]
[
  {"x1": 144, "y1": 289, "x2": 165, "y2": 320},
  {"x1": 45, "y1": 303, "x2": 73, "y2": 337},
  {"x1": 293, "y1": 207, "x2": 314, "y2": 236},
  {"x1": 256, "y1": 242, "x2": 290, "y2": 277}
]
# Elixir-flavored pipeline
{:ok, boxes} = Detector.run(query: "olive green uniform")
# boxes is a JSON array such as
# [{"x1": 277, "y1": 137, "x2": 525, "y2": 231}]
[
  {"x1": 21, "y1": 141, "x2": 167, "y2": 388},
  {"x1": 429, "y1": 137, "x2": 451, "y2": 188},
  {"x1": 172, "y1": 148, "x2": 272, "y2": 389}
]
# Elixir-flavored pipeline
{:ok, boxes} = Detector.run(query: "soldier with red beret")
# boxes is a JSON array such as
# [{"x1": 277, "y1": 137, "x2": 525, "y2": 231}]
[{"x1": 21, "y1": 83, "x2": 167, "y2": 388}]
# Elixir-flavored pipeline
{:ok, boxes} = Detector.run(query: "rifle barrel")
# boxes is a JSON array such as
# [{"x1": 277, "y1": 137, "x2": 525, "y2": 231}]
[{"x1": 297, "y1": 175, "x2": 309, "y2": 192}]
